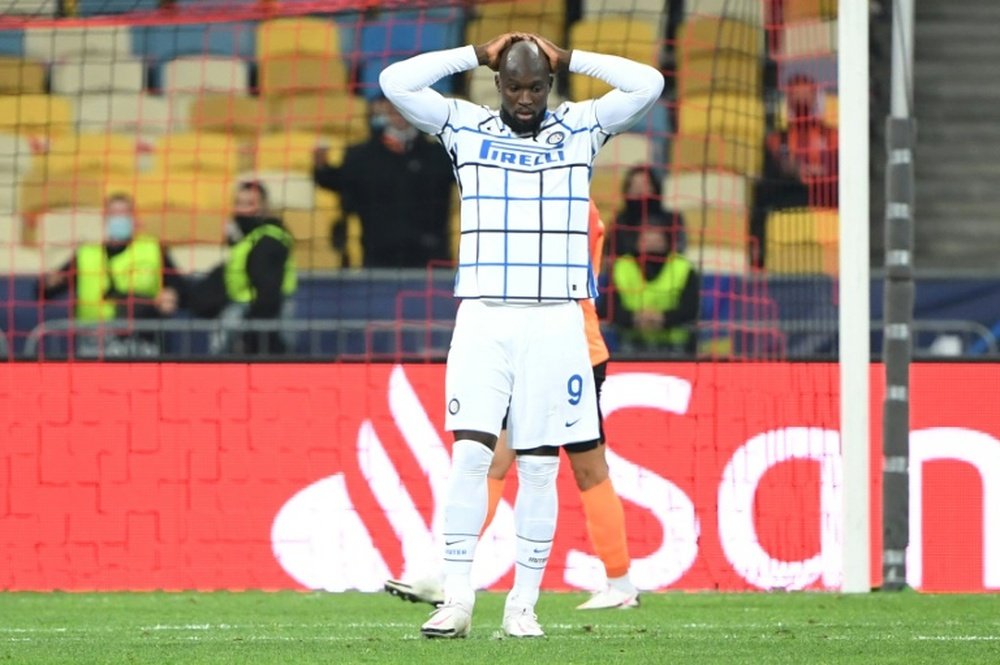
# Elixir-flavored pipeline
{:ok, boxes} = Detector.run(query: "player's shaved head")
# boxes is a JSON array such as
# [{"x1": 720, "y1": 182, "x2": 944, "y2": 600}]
[
  {"x1": 500, "y1": 39, "x2": 551, "y2": 78},
  {"x1": 496, "y1": 38, "x2": 552, "y2": 135}
]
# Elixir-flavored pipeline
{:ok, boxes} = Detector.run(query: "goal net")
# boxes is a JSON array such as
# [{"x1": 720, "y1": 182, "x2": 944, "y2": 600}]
[{"x1": 0, "y1": 0, "x2": 878, "y2": 595}]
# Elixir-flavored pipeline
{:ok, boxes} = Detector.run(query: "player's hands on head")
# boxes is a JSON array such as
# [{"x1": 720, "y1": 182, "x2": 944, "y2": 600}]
[
  {"x1": 475, "y1": 32, "x2": 528, "y2": 71},
  {"x1": 526, "y1": 34, "x2": 571, "y2": 72}
]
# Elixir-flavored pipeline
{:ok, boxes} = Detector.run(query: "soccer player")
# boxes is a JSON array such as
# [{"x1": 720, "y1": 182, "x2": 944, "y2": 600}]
[
  {"x1": 384, "y1": 201, "x2": 640, "y2": 612},
  {"x1": 379, "y1": 33, "x2": 662, "y2": 638}
]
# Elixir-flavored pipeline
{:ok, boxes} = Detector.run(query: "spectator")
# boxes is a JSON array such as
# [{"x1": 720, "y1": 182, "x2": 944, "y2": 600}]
[
  {"x1": 38, "y1": 192, "x2": 185, "y2": 357},
  {"x1": 612, "y1": 165, "x2": 684, "y2": 257},
  {"x1": 188, "y1": 181, "x2": 297, "y2": 355},
  {"x1": 751, "y1": 74, "x2": 838, "y2": 267},
  {"x1": 609, "y1": 218, "x2": 699, "y2": 357},
  {"x1": 312, "y1": 95, "x2": 455, "y2": 268}
]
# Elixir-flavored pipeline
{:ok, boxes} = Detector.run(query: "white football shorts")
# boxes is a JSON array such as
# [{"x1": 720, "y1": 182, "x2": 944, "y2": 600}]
[{"x1": 444, "y1": 299, "x2": 599, "y2": 450}]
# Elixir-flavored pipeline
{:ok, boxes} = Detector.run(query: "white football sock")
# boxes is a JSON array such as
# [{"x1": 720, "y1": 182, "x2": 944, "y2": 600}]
[
  {"x1": 508, "y1": 454, "x2": 560, "y2": 611},
  {"x1": 441, "y1": 439, "x2": 493, "y2": 608},
  {"x1": 608, "y1": 573, "x2": 637, "y2": 595}
]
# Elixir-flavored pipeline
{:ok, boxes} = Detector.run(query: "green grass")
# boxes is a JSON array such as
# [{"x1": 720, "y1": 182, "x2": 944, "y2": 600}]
[{"x1": 0, "y1": 591, "x2": 998, "y2": 664}]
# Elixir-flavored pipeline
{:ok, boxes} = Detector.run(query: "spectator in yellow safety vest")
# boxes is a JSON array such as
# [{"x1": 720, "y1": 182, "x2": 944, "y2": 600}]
[
  {"x1": 607, "y1": 217, "x2": 699, "y2": 357},
  {"x1": 37, "y1": 192, "x2": 186, "y2": 357}
]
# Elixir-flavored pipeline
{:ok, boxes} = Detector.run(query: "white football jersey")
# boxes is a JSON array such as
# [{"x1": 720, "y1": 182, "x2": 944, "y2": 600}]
[{"x1": 438, "y1": 100, "x2": 608, "y2": 302}]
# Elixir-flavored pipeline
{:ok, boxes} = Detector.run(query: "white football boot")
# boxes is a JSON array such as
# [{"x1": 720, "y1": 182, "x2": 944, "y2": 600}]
[
  {"x1": 420, "y1": 602, "x2": 472, "y2": 639},
  {"x1": 575, "y1": 585, "x2": 640, "y2": 610},
  {"x1": 384, "y1": 576, "x2": 445, "y2": 607},
  {"x1": 502, "y1": 605, "x2": 545, "y2": 638}
]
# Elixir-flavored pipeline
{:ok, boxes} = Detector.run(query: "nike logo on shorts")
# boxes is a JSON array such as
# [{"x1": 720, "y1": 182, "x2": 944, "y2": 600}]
[{"x1": 564, "y1": 418, "x2": 581, "y2": 427}]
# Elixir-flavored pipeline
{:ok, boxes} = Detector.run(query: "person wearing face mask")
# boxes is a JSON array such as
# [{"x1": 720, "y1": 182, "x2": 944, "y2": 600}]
[
  {"x1": 37, "y1": 192, "x2": 186, "y2": 357},
  {"x1": 611, "y1": 164, "x2": 685, "y2": 258},
  {"x1": 188, "y1": 181, "x2": 297, "y2": 355},
  {"x1": 311, "y1": 94, "x2": 455, "y2": 268},
  {"x1": 609, "y1": 216, "x2": 699, "y2": 356},
  {"x1": 750, "y1": 73, "x2": 839, "y2": 267}
]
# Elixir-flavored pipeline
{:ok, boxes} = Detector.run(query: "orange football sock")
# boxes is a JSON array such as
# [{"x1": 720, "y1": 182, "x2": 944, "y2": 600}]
[
  {"x1": 579, "y1": 478, "x2": 631, "y2": 579},
  {"x1": 480, "y1": 476, "x2": 506, "y2": 534}
]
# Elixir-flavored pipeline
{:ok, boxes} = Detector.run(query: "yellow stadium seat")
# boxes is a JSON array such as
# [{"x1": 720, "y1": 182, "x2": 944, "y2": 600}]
[
  {"x1": 258, "y1": 56, "x2": 350, "y2": 96},
  {"x1": 569, "y1": 17, "x2": 661, "y2": 100},
  {"x1": 0, "y1": 132, "x2": 35, "y2": 176},
  {"x1": 0, "y1": 176, "x2": 18, "y2": 215},
  {"x1": 257, "y1": 18, "x2": 341, "y2": 59},
  {"x1": 269, "y1": 93, "x2": 368, "y2": 142},
  {"x1": 314, "y1": 186, "x2": 340, "y2": 213},
  {"x1": 76, "y1": 93, "x2": 171, "y2": 135},
  {"x1": 780, "y1": 19, "x2": 837, "y2": 58},
  {"x1": 684, "y1": 243, "x2": 749, "y2": 275},
  {"x1": 466, "y1": 16, "x2": 564, "y2": 46},
  {"x1": 589, "y1": 167, "x2": 623, "y2": 228},
  {"x1": 677, "y1": 94, "x2": 766, "y2": 146},
  {"x1": 105, "y1": 173, "x2": 231, "y2": 244},
  {"x1": 237, "y1": 171, "x2": 315, "y2": 210},
  {"x1": 168, "y1": 243, "x2": 226, "y2": 274},
  {"x1": 663, "y1": 170, "x2": 749, "y2": 210},
  {"x1": 593, "y1": 133, "x2": 654, "y2": 169},
  {"x1": 765, "y1": 208, "x2": 838, "y2": 275},
  {"x1": 293, "y1": 236, "x2": 340, "y2": 271},
  {"x1": 162, "y1": 56, "x2": 250, "y2": 96},
  {"x1": 0, "y1": 95, "x2": 74, "y2": 136},
  {"x1": 670, "y1": 133, "x2": 763, "y2": 177},
  {"x1": 0, "y1": 244, "x2": 35, "y2": 273},
  {"x1": 152, "y1": 132, "x2": 242, "y2": 176},
  {"x1": 476, "y1": 0, "x2": 565, "y2": 34},
  {"x1": 36, "y1": 207, "x2": 104, "y2": 248},
  {"x1": 284, "y1": 208, "x2": 331, "y2": 242},
  {"x1": 24, "y1": 25, "x2": 131, "y2": 61},
  {"x1": 682, "y1": 0, "x2": 765, "y2": 25},
  {"x1": 0, "y1": 213, "x2": 20, "y2": 245},
  {"x1": 0, "y1": 57, "x2": 46, "y2": 94},
  {"x1": 766, "y1": 207, "x2": 838, "y2": 244},
  {"x1": 188, "y1": 95, "x2": 269, "y2": 136},
  {"x1": 41, "y1": 133, "x2": 137, "y2": 177},
  {"x1": 683, "y1": 206, "x2": 748, "y2": 248},
  {"x1": 783, "y1": 0, "x2": 838, "y2": 21},
  {"x1": 50, "y1": 58, "x2": 145, "y2": 95},
  {"x1": 676, "y1": 17, "x2": 764, "y2": 60},
  {"x1": 19, "y1": 170, "x2": 105, "y2": 217},
  {"x1": 2, "y1": 0, "x2": 56, "y2": 16},
  {"x1": 765, "y1": 242, "x2": 838, "y2": 274},
  {"x1": 677, "y1": 52, "x2": 762, "y2": 98},
  {"x1": 467, "y1": 67, "x2": 497, "y2": 106},
  {"x1": 255, "y1": 131, "x2": 345, "y2": 173},
  {"x1": 824, "y1": 94, "x2": 838, "y2": 128},
  {"x1": 582, "y1": 0, "x2": 665, "y2": 35}
]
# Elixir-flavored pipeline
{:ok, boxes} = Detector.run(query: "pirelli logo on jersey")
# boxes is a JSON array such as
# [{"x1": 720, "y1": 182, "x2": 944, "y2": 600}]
[{"x1": 478, "y1": 138, "x2": 565, "y2": 166}]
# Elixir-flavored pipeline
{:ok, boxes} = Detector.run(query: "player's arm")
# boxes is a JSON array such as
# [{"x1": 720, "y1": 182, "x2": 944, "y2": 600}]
[
  {"x1": 380, "y1": 34, "x2": 525, "y2": 134},
  {"x1": 532, "y1": 35, "x2": 664, "y2": 135}
]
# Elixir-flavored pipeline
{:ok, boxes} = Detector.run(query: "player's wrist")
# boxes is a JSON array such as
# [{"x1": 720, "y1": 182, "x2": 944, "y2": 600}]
[{"x1": 474, "y1": 44, "x2": 489, "y2": 66}]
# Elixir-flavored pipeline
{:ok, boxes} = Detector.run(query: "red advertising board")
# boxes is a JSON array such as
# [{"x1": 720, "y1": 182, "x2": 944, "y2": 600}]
[{"x1": 0, "y1": 362, "x2": 996, "y2": 592}]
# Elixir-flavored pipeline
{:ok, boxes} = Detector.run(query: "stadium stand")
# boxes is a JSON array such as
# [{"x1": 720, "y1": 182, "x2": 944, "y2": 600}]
[{"x1": 0, "y1": 0, "x2": 858, "y2": 360}]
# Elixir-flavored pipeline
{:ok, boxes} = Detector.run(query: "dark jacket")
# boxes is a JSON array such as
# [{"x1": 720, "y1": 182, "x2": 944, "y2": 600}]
[{"x1": 314, "y1": 134, "x2": 454, "y2": 268}]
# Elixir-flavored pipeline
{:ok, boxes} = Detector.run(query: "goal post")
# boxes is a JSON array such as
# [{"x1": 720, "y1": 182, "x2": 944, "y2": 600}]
[{"x1": 837, "y1": 0, "x2": 871, "y2": 594}]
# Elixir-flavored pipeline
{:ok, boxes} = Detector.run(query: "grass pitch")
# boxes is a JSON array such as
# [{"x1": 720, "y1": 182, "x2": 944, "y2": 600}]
[{"x1": 0, "y1": 590, "x2": 997, "y2": 664}]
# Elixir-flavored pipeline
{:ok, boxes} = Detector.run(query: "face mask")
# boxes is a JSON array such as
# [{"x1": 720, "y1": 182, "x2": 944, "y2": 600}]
[
  {"x1": 105, "y1": 215, "x2": 133, "y2": 242},
  {"x1": 369, "y1": 113, "x2": 389, "y2": 132},
  {"x1": 383, "y1": 123, "x2": 418, "y2": 146}
]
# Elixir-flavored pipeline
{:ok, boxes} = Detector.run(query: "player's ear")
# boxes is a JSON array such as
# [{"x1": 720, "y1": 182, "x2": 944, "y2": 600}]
[{"x1": 494, "y1": 73, "x2": 500, "y2": 92}]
